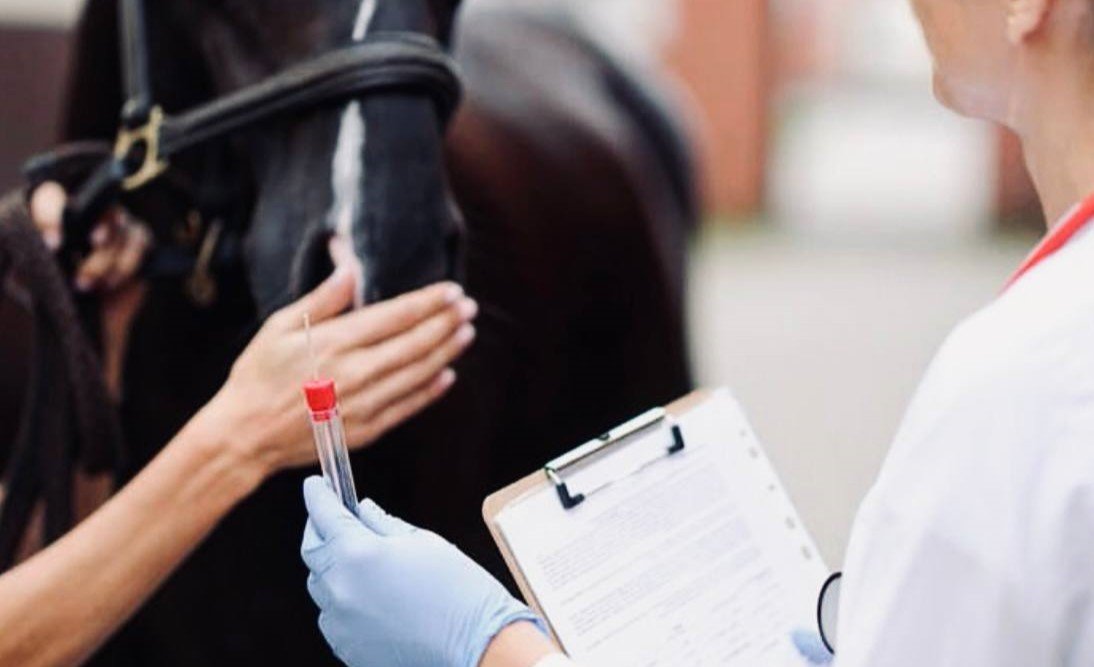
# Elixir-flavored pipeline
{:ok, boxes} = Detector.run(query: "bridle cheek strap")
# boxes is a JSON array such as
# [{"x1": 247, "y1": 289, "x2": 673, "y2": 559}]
[{"x1": 24, "y1": 31, "x2": 462, "y2": 262}]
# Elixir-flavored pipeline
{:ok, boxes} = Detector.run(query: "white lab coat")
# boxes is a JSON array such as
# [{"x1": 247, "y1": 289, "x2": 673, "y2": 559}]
[
  {"x1": 836, "y1": 219, "x2": 1094, "y2": 665},
  {"x1": 536, "y1": 217, "x2": 1094, "y2": 667}
]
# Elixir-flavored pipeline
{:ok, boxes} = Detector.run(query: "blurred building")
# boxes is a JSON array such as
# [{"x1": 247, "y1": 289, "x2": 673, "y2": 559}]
[
  {"x1": 574, "y1": 0, "x2": 770, "y2": 218},
  {"x1": 577, "y1": 0, "x2": 1040, "y2": 227},
  {"x1": 768, "y1": 0, "x2": 998, "y2": 237}
]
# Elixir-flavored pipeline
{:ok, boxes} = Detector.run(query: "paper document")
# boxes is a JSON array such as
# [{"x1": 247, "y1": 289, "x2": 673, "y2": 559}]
[{"x1": 495, "y1": 390, "x2": 828, "y2": 666}]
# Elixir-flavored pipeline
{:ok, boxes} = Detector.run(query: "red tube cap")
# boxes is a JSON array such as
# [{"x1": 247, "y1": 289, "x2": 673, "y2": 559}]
[{"x1": 304, "y1": 379, "x2": 337, "y2": 412}]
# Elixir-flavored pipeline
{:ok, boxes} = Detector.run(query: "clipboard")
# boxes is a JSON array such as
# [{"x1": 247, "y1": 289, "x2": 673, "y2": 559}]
[
  {"x1": 481, "y1": 388, "x2": 829, "y2": 664},
  {"x1": 482, "y1": 390, "x2": 711, "y2": 628}
]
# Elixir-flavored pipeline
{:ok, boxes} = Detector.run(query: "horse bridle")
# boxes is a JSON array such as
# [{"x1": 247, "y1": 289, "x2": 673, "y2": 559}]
[{"x1": 24, "y1": 0, "x2": 462, "y2": 303}]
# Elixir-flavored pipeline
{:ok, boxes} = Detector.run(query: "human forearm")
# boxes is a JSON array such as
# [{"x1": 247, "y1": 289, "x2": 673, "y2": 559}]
[
  {"x1": 0, "y1": 404, "x2": 261, "y2": 667},
  {"x1": 9, "y1": 192, "x2": 474, "y2": 665},
  {"x1": 0, "y1": 272, "x2": 473, "y2": 667},
  {"x1": 480, "y1": 621, "x2": 564, "y2": 667}
]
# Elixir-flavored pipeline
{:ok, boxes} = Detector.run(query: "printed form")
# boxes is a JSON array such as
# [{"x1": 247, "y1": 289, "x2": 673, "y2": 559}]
[{"x1": 495, "y1": 391, "x2": 829, "y2": 666}]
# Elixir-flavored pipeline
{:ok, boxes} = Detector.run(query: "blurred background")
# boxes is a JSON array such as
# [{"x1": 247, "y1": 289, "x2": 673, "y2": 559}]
[{"x1": 0, "y1": 0, "x2": 1040, "y2": 565}]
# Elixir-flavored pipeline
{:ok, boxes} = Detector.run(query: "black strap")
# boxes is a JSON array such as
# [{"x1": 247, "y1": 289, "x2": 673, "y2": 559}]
[
  {"x1": 55, "y1": 32, "x2": 460, "y2": 238},
  {"x1": 119, "y1": 0, "x2": 153, "y2": 128},
  {"x1": 62, "y1": 159, "x2": 127, "y2": 260},
  {"x1": 25, "y1": 2, "x2": 462, "y2": 285},
  {"x1": 161, "y1": 34, "x2": 462, "y2": 159},
  {"x1": 115, "y1": 0, "x2": 461, "y2": 151}
]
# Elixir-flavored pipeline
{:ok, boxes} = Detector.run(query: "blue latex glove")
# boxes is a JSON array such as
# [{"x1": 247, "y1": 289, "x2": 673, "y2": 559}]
[
  {"x1": 791, "y1": 628, "x2": 834, "y2": 664},
  {"x1": 301, "y1": 476, "x2": 544, "y2": 667}
]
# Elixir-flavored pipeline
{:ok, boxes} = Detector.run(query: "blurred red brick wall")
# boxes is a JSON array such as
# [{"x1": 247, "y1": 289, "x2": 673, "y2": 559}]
[
  {"x1": 665, "y1": 0, "x2": 769, "y2": 217},
  {"x1": 0, "y1": 27, "x2": 71, "y2": 191}
]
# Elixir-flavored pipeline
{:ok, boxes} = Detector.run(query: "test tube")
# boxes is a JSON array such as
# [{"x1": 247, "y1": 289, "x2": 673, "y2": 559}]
[{"x1": 304, "y1": 379, "x2": 359, "y2": 513}]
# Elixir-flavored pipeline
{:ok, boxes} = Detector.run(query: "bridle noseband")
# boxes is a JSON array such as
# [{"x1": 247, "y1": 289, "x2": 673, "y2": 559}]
[{"x1": 25, "y1": 0, "x2": 462, "y2": 303}]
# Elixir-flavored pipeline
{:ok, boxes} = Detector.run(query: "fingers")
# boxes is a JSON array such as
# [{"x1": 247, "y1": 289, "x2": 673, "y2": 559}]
[
  {"x1": 790, "y1": 629, "x2": 834, "y2": 664},
  {"x1": 306, "y1": 572, "x2": 333, "y2": 611},
  {"x1": 301, "y1": 520, "x2": 332, "y2": 574},
  {"x1": 340, "y1": 298, "x2": 476, "y2": 389},
  {"x1": 341, "y1": 320, "x2": 473, "y2": 412},
  {"x1": 302, "y1": 476, "x2": 371, "y2": 541},
  {"x1": 316, "y1": 281, "x2": 467, "y2": 352},
  {"x1": 328, "y1": 235, "x2": 365, "y2": 308},
  {"x1": 30, "y1": 182, "x2": 65, "y2": 251},
  {"x1": 344, "y1": 370, "x2": 456, "y2": 446},
  {"x1": 335, "y1": 312, "x2": 473, "y2": 445},
  {"x1": 28, "y1": 184, "x2": 151, "y2": 293},
  {"x1": 70, "y1": 211, "x2": 153, "y2": 292},
  {"x1": 271, "y1": 268, "x2": 356, "y2": 331},
  {"x1": 106, "y1": 222, "x2": 151, "y2": 290},
  {"x1": 356, "y1": 498, "x2": 418, "y2": 537},
  {"x1": 74, "y1": 228, "x2": 122, "y2": 292}
]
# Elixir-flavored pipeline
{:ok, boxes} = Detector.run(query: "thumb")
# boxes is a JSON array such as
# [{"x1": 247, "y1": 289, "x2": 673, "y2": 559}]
[
  {"x1": 303, "y1": 476, "x2": 370, "y2": 541},
  {"x1": 357, "y1": 498, "x2": 419, "y2": 537},
  {"x1": 275, "y1": 267, "x2": 355, "y2": 330},
  {"x1": 30, "y1": 182, "x2": 66, "y2": 251}
]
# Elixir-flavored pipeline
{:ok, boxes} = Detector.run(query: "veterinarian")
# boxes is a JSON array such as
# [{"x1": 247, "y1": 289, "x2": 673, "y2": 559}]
[
  {"x1": 300, "y1": 0, "x2": 1094, "y2": 664},
  {"x1": 0, "y1": 183, "x2": 477, "y2": 667}
]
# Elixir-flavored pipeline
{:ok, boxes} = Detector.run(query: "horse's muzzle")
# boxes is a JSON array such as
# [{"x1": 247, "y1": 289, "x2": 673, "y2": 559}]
[{"x1": 293, "y1": 217, "x2": 463, "y2": 309}]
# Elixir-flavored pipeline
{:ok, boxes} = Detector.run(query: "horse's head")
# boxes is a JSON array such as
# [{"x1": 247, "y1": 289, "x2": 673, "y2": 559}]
[{"x1": 180, "y1": 0, "x2": 465, "y2": 313}]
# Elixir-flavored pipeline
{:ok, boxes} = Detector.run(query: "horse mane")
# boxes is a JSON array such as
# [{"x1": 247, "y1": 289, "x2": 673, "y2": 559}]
[
  {"x1": 455, "y1": 3, "x2": 698, "y2": 230},
  {"x1": 0, "y1": 192, "x2": 123, "y2": 569}
]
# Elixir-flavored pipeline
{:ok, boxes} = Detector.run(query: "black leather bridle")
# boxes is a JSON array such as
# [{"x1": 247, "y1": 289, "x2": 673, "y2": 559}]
[{"x1": 24, "y1": 0, "x2": 462, "y2": 303}]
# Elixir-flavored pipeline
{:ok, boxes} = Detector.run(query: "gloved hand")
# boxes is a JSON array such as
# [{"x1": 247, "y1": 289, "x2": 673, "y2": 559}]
[
  {"x1": 791, "y1": 628, "x2": 834, "y2": 664},
  {"x1": 301, "y1": 477, "x2": 545, "y2": 667}
]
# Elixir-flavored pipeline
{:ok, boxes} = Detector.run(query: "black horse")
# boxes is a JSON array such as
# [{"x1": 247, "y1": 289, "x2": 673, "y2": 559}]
[{"x1": 14, "y1": 0, "x2": 696, "y2": 664}]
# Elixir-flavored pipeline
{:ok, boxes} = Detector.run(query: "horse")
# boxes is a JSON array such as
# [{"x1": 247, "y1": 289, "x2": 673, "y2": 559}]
[{"x1": 10, "y1": 0, "x2": 696, "y2": 663}]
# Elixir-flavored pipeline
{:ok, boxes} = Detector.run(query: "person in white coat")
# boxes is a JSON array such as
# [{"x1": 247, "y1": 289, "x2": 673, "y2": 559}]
[{"x1": 300, "y1": 0, "x2": 1094, "y2": 665}]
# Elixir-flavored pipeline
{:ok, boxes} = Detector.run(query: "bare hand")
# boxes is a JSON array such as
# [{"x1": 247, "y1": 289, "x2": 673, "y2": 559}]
[
  {"x1": 29, "y1": 182, "x2": 152, "y2": 398},
  {"x1": 201, "y1": 269, "x2": 477, "y2": 475},
  {"x1": 29, "y1": 181, "x2": 152, "y2": 293}
]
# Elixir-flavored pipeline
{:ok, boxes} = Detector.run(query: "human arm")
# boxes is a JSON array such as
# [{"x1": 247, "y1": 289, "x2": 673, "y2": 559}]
[
  {"x1": 481, "y1": 623, "x2": 569, "y2": 667},
  {"x1": 300, "y1": 477, "x2": 829, "y2": 667},
  {"x1": 0, "y1": 402, "x2": 268, "y2": 667},
  {"x1": 301, "y1": 477, "x2": 568, "y2": 667},
  {"x1": 0, "y1": 264, "x2": 477, "y2": 667},
  {"x1": 28, "y1": 182, "x2": 153, "y2": 396},
  {"x1": 28, "y1": 181, "x2": 151, "y2": 294}
]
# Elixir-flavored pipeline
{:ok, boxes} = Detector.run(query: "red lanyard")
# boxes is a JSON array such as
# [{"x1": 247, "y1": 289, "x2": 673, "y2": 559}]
[{"x1": 1003, "y1": 194, "x2": 1094, "y2": 292}]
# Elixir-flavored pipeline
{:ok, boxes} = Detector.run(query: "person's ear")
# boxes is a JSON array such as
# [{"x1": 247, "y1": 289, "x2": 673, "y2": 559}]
[{"x1": 1006, "y1": 0, "x2": 1054, "y2": 44}]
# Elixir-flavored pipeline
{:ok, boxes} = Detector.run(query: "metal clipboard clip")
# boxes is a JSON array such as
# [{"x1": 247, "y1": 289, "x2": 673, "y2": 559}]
[{"x1": 544, "y1": 408, "x2": 687, "y2": 510}]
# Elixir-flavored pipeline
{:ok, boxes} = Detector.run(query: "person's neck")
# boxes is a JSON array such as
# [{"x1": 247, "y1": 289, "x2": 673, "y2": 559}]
[{"x1": 1012, "y1": 66, "x2": 1094, "y2": 228}]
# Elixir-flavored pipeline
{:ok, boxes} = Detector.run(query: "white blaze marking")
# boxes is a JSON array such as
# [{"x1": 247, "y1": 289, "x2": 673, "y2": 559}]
[
  {"x1": 327, "y1": 0, "x2": 378, "y2": 306},
  {"x1": 352, "y1": 0, "x2": 378, "y2": 40}
]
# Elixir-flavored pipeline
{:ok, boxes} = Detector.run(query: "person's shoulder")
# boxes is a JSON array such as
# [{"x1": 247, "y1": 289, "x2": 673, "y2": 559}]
[
  {"x1": 937, "y1": 225, "x2": 1094, "y2": 398},
  {"x1": 931, "y1": 223, "x2": 1094, "y2": 478},
  {"x1": 884, "y1": 225, "x2": 1094, "y2": 484}
]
